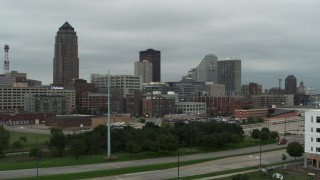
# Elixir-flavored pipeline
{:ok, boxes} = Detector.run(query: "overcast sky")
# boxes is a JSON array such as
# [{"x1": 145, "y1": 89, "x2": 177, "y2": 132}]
[{"x1": 1, "y1": 0, "x2": 320, "y2": 90}]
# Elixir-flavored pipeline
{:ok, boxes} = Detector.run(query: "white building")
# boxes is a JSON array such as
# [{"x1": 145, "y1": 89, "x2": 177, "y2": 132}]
[
  {"x1": 134, "y1": 60, "x2": 153, "y2": 83},
  {"x1": 305, "y1": 110, "x2": 320, "y2": 169},
  {"x1": 175, "y1": 102, "x2": 206, "y2": 115},
  {"x1": 91, "y1": 74, "x2": 142, "y2": 98}
]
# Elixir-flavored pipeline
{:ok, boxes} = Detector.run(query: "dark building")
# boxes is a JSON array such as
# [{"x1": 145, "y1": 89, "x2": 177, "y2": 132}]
[
  {"x1": 139, "y1": 49, "x2": 161, "y2": 82},
  {"x1": 285, "y1": 75, "x2": 297, "y2": 94},
  {"x1": 217, "y1": 60, "x2": 241, "y2": 96},
  {"x1": 65, "y1": 78, "x2": 98, "y2": 112},
  {"x1": 0, "y1": 113, "x2": 53, "y2": 125},
  {"x1": 168, "y1": 81, "x2": 205, "y2": 102},
  {"x1": 249, "y1": 82, "x2": 259, "y2": 95},
  {"x1": 53, "y1": 22, "x2": 79, "y2": 85},
  {"x1": 142, "y1": 95, "x2": 175, "y2": 117},
  {"x1": 46, "y1": 116, "x2": 92, "y2": 128}
]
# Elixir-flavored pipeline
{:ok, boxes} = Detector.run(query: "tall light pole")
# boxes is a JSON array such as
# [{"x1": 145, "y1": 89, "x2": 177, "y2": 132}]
[
  {"x1": 36, "y1": 134, "x2": 39, "y2": 179},
  {"x1": 107, "y1": 70, "x2": 111, "y2": 159}
]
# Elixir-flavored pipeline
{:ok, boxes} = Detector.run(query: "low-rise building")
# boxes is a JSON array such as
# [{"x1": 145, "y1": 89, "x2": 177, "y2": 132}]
[
  {"x1": 175, "y1": 102, "x2": 206, "y2": 115},
  {"x1": 24, "y1": 94, "x2": 69, "y2": 115}
]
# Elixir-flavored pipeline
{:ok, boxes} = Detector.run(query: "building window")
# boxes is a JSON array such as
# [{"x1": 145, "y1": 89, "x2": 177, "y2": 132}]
[
  {"x1": 317, "y1": 138, "x2": 320, "y2": 142},
  {"x1": 312, "y1": 137, "x2": 313, "y2": 142},
  {"x1": 317, "y1": 117, "x2": 320, "y2": 123},
  {"x1": 311, "y1": 128, "x2": 313, "y2": 132},
  {"x1": 317, "y1": 147, "x2": 320, "y2": 152},
  {"x1": 311, "y1": 116, "x2": 313, "y2": 122},
  {"x1": 311, "y1": 147, "x2": 313, "y2": 151},
  {"x1": 316, "y1": 128, "x2": 320, "y2": 133}
]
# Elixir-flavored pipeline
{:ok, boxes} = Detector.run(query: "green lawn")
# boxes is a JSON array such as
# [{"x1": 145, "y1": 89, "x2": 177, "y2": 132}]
[{"x1": 9, "y1": 131, "x2": 50, "y2": 149}]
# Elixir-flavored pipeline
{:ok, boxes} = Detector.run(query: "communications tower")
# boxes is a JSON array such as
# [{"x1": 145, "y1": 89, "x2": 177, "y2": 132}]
[{"x1": 4, "y1": 45, "x2": 9, "y2": 74}]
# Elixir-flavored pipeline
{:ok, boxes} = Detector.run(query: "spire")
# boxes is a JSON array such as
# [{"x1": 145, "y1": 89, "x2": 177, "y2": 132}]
[{"x1": 59, "y1": 21, "x2": 74, "y2": 31}]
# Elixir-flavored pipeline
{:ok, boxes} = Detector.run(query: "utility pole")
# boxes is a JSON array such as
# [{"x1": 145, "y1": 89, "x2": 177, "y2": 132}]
[{"x1": 107, "y1": 70, "x2": 111, "y2": 159}]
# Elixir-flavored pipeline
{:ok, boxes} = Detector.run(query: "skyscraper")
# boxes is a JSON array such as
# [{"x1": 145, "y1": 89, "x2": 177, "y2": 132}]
[
  {"x1": 191, "y1": 54, "x2": 218, "y2": 83},
  {"x1": 53, "y1": 22, "x2": 79, "y2": 85},
  {"x1": 134, "y1": 60, "x2": 153, "y2": 83},
  {"x1": 217, "y1": 59, "x2": 241, "y2": 96},
  {"x1": 139, "y1": 49, "x2": 161, "y2": 82},
  {"x1": 285, "y1": 75, "x2": 297, "y2": 94}
]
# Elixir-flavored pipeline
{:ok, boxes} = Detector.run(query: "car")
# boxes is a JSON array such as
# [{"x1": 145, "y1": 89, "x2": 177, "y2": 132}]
[{"x1": 277, "y1": 139, "x2": 287, "y2": 145}]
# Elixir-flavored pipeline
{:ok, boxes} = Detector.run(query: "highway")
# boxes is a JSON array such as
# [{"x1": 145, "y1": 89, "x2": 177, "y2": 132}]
[
  {"x1": 0, "y1": 137, "x2": 302, "y2": 180},
  {"x1": 94, "y1": 149, "x2": 297, "y2": 180}
]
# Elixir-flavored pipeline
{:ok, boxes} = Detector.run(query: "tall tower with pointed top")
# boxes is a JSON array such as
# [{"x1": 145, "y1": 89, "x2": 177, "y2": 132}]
[{"x1": 53, "y1": 22, "x2": 79, "y2": 85}]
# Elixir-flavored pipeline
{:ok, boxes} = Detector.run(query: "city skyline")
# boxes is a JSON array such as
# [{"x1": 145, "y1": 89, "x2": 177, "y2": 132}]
[{"x1": 1, "y1": 0, "x2": 320, "y2": 90}]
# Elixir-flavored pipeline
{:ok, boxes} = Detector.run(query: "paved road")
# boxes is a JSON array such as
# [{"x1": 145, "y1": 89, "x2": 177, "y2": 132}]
[
  {"x1": 0, "y1": 138, "x2": 302, "y2": 180},
  {"x1": 92, "y1": 149, "x2": 298, "y2": 180}
]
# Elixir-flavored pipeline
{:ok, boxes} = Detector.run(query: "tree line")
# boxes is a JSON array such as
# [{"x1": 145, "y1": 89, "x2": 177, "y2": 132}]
[{"x1": 46, "y1": 121, "x2": 244, "y2": 159}]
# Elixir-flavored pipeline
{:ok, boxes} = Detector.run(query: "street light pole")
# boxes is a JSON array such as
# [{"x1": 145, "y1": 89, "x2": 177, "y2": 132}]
[
  {"x1": 177, "y1": 139, "x2": 180, "y2": 179},
  {"x1": 107, "y1": 70, "x2": 111, "y2": 159},
  {"x1": 36, "y1": 134, "x2": 39, "y2": 179}
]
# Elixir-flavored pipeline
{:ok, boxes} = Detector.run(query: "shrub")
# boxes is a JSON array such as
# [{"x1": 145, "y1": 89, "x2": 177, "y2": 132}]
[{"x1": 12, "y1": 140, "x2": 23, "y2": 149}]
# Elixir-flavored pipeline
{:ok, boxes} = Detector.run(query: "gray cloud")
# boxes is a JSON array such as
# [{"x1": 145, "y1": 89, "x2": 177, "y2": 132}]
[{"x1": 1, "y1": 0, "x2": 320, "y2": 90}]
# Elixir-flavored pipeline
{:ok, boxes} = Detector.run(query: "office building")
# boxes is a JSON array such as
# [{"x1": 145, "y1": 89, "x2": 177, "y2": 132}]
[
  {"x1": 139, "y1": 49, "x2": 161, "y2": 82},
  {"x1": 187, "y1": 54, "x2": 218, "y2": 83},
  {"x1": 191, "y1": 54, "x2": 218, "y2": 83},
  {"x1": 217, "y1": 59, "x2": 241, "y2": 96},
  {"x1": 134, "y1": 60, "x2": 153, "y2": 83},
  {"x1": 142, "y1": 94, "x2": 175, "y2": 117},
  {"x1": 24, "y1": 94, "x2": 69, "y2": 115},
  {"x1": 285, "y1": 75, "x2": 297, "y2": 94},
  {"x1": 53, "y1": 22, "x2": 79, "y2": 85},
  {"x1": 205, "y1": 82, "x2": 225, "y2": 97},
  {"x1": 305, "y1": 110, "x2": 320, "y2": 169},
  {"x1": 175, "y1": 102, "x2": 206, "y2": 115},
  {"x1": 91, "y1": 74, "x2": 142, "y2": 98},
  {"x1": 0, "y1": 87, "x2": 75, "y2": 113},
  {"x1": 168, "y1": 81, "x2": 205, "y2": 102}
]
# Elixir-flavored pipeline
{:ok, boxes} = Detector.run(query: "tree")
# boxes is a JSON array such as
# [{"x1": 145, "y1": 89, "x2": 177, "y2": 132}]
[
  {"x1": 139, "y1": 118, "x2": 146, "y2": 123},
  {"x1": 251, "y1": 129, "x2": 260, "y2": 139},
  {"x1": 286, "y1": 141, "x2": 304, "y2": 160},
  {"x1": 0, "y1": 125, "x2": 10, "y2": 157},
  {"x1": 49, "y1": 127, "x2": 66, "y2": 157},
  {"x1": 260, "y1": 131, "x2": 270, "y2": 141},
  {"x1": 261, "y1": 127, "x2": 270, "y2": 134},
  {"x1": 19, "y1": 136, "x2": 27, "y2": 143},
  {"x1": 230, "y1": 134, "x2": 242, "y2": 143},
  {"x1": 158, "y1": 135, "x2": 178, "y2": 151},
  {"x1": 29, "y1": 147, "x2": 43, "y2": 158},
  {"x1": 69, "y1": 138, "x2": 87, "y2": 159},
  {"x1": 126, "y1": 141, "x2": 141, "y2": 154},
  {"x1": 12, "y1": 140, "x2": 23, "y2": 149},
  {"x1": 270, "y1": 131, "x2": 279, "y2": 140}
]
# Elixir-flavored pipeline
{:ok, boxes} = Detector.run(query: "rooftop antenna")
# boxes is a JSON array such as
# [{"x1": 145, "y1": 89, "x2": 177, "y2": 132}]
[{"x1": 4, "y1": 45, "x2": 9, "y2": 74}]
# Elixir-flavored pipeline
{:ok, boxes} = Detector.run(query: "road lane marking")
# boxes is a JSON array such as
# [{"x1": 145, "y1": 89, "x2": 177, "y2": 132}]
[{"x1": 124, "y1": 170, "x2": 162, "y2": 176}]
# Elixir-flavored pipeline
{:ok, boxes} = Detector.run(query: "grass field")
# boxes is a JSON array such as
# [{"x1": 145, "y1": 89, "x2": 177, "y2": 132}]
[{"x1": 9, "y1": 131, "x2": 50, "y2": 148}]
